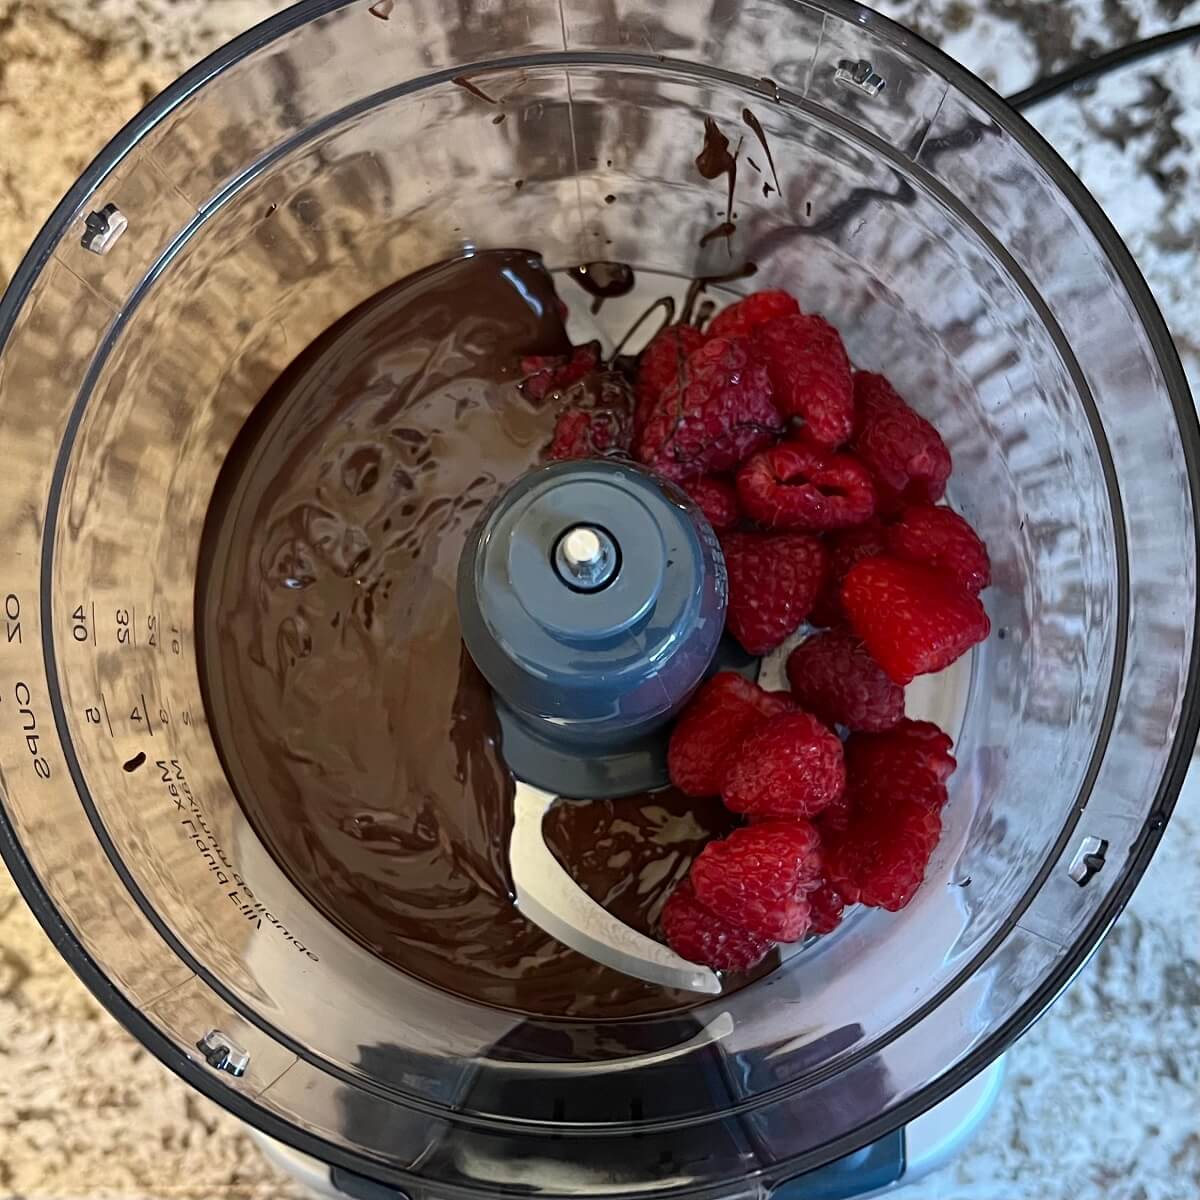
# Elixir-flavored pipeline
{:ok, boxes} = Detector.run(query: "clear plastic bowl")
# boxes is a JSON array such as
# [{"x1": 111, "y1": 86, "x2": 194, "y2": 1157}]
[{"x1": 0, "y1": 1, "x2": 1196, "y2": 1196}]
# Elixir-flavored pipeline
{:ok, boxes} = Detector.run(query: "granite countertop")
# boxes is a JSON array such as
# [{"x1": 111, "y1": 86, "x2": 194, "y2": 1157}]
[{"x1": 1, "y1": 1, "x2": 1198, "y2": 1197}]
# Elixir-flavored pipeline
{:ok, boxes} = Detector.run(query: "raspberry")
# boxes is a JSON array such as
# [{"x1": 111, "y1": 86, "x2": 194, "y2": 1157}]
[
  {"x1": 844, "y1": 719, "x2": 956, "y2": 793},
  {"x1": 807, "y1": 880, "x2": 846, "y2": 934},
  {"x1": 752, "y1": 314, "x2": 854, "y2": 447},
  {"x1": 721, "y1": 531, "x2": 827, "y2": 655},
  {"x1": 635, "y1": 323, "x2": 707, "y2": 430},
  {"x1": 807, "y1": 523, "x2": 889, "y2": 628},
  {"x1": 886, "y1": 503, "x2": 991, "y2": 594},
  {"x1": 546, "y1": 370, "x2": 635, "y2": 461},
  {"x1": 636, "y1": 337, "x2": 782, "y2": 481},
  {"x1": 681, "y1": 475, "x2": 741, "y2": 532},
  {"x1": 823, "y1": 718, "x2": 954, "y2": 910},
  {"x1": 549, "y1": 405, "x2": 624, "y2": 456},
  {"x1": 786, "y1": 629, "x2": 904, "y2": 732},
  {"x1": 548, "y1": 410, "x2": 596, "y2": 459},
  {"x1": 859, "y1": 764, "x2": 949, "y2": 819},
  {"x1": 823, "y1": 799, "x2": 942, "y2": 911},
  {"x1": 548, "y1": 410, "x2": 598, "y2": 459},
  {"x1": 815, "y1": 800, "x2": 851, "y2": 837},
  {"x1": 660, "y1": 880, "x2": 774, "y2": 971},
  {"x1": 521, "y1": 342, "x2": 601, "y2": 402},
  {"x1": 690, "y1": 821, "x2": 821, "y2": 941},
  {"x1": 842, "y1": 556, "x2": 990, "y2": 684},
  {"x1": 721, "y1": 710, "x2": 845, "y2": 819},
  {"x1": 705, "y1": 289, "x2": 800, "y2": 340},
  {"x1": 668, "y1": 672, "x2": 795, "y2": 796},
  {"x1": 850, "y1": 372, "x2": 951, "y2": 512},
  {"x1": 736, "y1": 441, "x2": 875, "y2": 531}
]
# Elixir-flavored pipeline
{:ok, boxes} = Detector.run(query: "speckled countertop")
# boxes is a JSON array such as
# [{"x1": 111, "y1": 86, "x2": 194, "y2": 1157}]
[{"x1": 1, "y1": 1, "x2": 1198, "y2": 1197}]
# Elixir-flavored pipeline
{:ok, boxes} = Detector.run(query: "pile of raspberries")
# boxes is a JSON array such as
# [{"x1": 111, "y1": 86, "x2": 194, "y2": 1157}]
[{"x1": 529, "y1": 288, "x2": 991, "y2": 973}]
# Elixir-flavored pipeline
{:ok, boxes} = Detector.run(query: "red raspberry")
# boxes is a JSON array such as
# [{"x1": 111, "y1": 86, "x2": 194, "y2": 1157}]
[
  {"x1": 549, "y1": 410, "x2": 597, "y2": 459},
  {"x1": 902, "y1": 723, "x2": 956, "y2": 781},
  {"x1": 722, "y1": 710, "x2": 845, "y2": 819},
  {"x1": 636, "y1": 323, "x2": 707, "y2": 430},
  {"x1": 786, "y1": 629, "x2": 904, "y2": 732},
  {"x1": 690, "y1": 821, "x2": 821, "y2": 941},
  {"x1": 886, "y1": 503, "x2": 991, "y2": 594},
  {"x1": 736, "y1": 441, "x2": 875, "y2": 531},
  {"x1": 721, "y1": 531, "x2": 827, "y2": 655},
  {"x1": 705, "y1": 289, "x2": 800, "y2": 340},
  {"x1": 823, "y1": 719, "x2": 954, "y2": 909},
  {"x1": 808, "y1": 523, "x2": 889, "y2": 628},
  {"x1": 807, "y1": 880, "x2": 846, "y2": 934},
  {"x1": 823, "y1": 799, "x2": 942, "y2": 911},
  {"x1": 547, "y1": 407, "x2": 631, "y2": 460},
  {"x1": 850, "y1": 372, "x2": 951, "y2": 512},
  {"x1": 668, "y1": 672, "x2": 794, "y2": 796},
  {"x1": 546, "y1": 370, "x2": 635, "y2": 461},
  {"x1": 860, "y1": 767, "x2": 949, "y2": 820},
  {"x1": 842, "y1": 556, "x2": 990, "y2": 684},
  {"x1": 815, "y1": 799, "x2": 851, "y2": 837},
  {"x1": 752, "y1": 314, "x2": 854, "y2": 447},
  {"x1": 845, "y1": 719, "x2": 956, "y2": 792},
  {"x1": 681, "y1": 475, "x2": 741, "y2": 532},
  {"x1": 521, "y1": 342, "x2": 601, "y2": 402},
  {"x1": 660, "y1": 880, "x2": 774, "y2": 971},
  {"x1": 636, "y1": 337, "x2": 783, "y2": 481}
]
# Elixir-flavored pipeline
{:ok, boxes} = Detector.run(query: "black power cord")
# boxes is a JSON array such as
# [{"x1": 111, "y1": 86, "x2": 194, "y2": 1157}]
[{"x1": 1006, "y1": 22, "x2": 1200, "y2": 111}]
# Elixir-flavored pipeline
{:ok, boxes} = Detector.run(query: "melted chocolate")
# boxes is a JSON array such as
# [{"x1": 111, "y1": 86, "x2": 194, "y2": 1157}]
[
  {"x1": 680, "y1": 261, "x2": 759, "y2": 325},
  {"x1": 759, "y1": 77, "x2": 781, "y2": 103},
  {"x1": 695, "y1": 116, "x2": 739, "y2": 242},
  {"x1": 742, "y1": 108, "x2": 781, "y2": 199},
  {"x1": 197, "y1": 251, "x2": 749, "y2": 1018},
  {"x1": 451, "y1": 75, "x2": 497, "y2": 104},
  {"x1": 693, "y1": 298, "x2": 717, "y2": 329},
  {"x1": 609, "y1": 296, "x2": 675, "y2": 362},
  {"x1": 570, "y1": 261, "x2": 635, "y2": 314},
  {"x1": 699, "y1": 220, "x2": 737, "y2": 249},
  {"x1": 745, "y1": 157, "x2": 775, "y2": 200}
]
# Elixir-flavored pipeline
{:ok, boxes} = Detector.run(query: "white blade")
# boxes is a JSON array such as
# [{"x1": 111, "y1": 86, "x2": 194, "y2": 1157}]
[{"x1": 509, "y1": 781, "x2": 721, "y2": 995}]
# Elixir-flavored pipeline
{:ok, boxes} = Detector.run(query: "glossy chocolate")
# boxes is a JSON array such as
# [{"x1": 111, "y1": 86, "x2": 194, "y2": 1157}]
[{"x1": 197, "y1": 250, "x2": 751, "y2": 1017}]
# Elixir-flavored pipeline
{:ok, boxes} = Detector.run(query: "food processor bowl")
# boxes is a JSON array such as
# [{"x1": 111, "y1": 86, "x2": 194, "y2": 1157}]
[{"x1": 0, "y1": 1, "x2": 1196, "y2": 1196}]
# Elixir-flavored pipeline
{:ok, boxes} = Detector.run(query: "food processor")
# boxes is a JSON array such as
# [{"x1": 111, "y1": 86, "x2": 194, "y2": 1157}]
[{"x1": 0, "y1": 0, "x2": 1196, "y2": 1196}]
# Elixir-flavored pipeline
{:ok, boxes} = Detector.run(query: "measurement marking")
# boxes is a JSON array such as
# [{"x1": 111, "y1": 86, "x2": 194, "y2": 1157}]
[
  {"x1": 99, "y1": 691, "x2": 114, "y2": 738},
  {"x1": 90, "y1": 601, "x2": 96, "y2": 646},
  {"x1": 141, "y1": 691, "x2": 154, "y2": 736},
  {"x1": 131, "y1": 606, "x2": 137, "y2": 647},
  {"x1": 164, "y1": 697, "x2": 174, "y2": 727}
]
